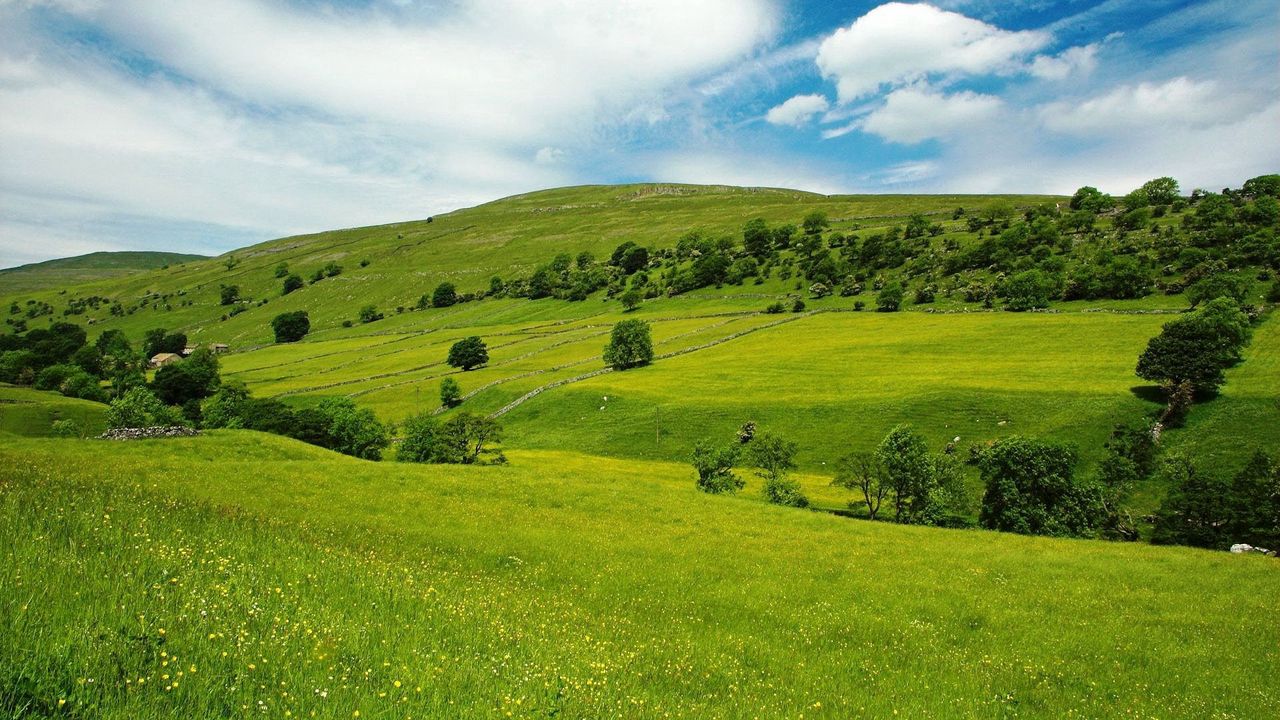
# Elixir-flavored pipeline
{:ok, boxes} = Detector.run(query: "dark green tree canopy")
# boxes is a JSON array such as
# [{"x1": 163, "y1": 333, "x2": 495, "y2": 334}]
[
  {"x1": 447, "y1": 336, "x2": 489, "y2": 370},
  {"x1": 432, "y1": 282, "x2": 458, "y2": 308},
  {"x1": 1136, "y1": 297, "x2": 1251, "y2": 392},
  {"x1": 271, "y1": 311, "x2": 310, "y2": 343},
  {"x1": 979, "y1": 436, "x2": 1100, "y2": 537},
  {"x1": 603, "y1": 319, "x2": 653, "y2": 370}
]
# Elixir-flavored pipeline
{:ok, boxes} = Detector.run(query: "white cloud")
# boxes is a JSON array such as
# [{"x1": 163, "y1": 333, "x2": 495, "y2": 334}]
[
  {"x1": 1039, "y1": 77, "x2": 1254, "y2": 134},
  {"x1": 535, "y1": 146, "x2": 566, "y2": 165},
  {"x1": 859, "y1": 85, "x2": 1002, "y2": 144},
  {"x1": 816, "y1": 2, "x2": 1049, "y2": 102},
  {"x1": 1029, "y1": 42, "x2": 1101, "y2": 80},
  {"x1": 765, "y1": 94, "x2": 830, "y2": 127}
]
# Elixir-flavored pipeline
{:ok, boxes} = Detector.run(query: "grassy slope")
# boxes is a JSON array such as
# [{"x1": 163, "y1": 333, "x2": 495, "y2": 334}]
[
  {"x1": 0, "y1": 385, "x2": 107, "y2": 438},
  {"x1": 0, "y1": 185, "x2": 1059, "y2": 346},
  {"x1": 0, "y1": 251, "x2": 207, "y2": 295},
  {"x1": 2, "y1": 433, "x2": 1277, "y2": 719}
]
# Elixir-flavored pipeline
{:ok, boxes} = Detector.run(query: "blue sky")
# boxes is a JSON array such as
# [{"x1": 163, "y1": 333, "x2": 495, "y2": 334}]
[{"x1": 0, "y1": 0, "x2": 1276, "y2": 267}]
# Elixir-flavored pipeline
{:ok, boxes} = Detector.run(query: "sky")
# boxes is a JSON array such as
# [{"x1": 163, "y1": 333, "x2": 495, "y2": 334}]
[{"x1": 0, "y1": 0, "x2": 1277, "y2": 268}]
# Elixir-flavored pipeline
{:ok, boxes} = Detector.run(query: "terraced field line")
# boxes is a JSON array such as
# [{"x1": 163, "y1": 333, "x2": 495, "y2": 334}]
[{"x1": 489, "y1": 311, "x2": 815, "y2": 418}]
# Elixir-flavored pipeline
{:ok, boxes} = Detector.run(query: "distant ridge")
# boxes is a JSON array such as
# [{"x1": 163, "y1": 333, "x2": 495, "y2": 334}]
[{"x1": 0, "y1": 251, "x2": 209, "y2": 294}]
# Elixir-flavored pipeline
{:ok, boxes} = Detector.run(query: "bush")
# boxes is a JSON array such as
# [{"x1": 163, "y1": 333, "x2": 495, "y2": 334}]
[
  {"x1": 762, "y1": 477, "x2": 809, "y2": 508},
  {"x1": 152, "y1": 349, "x2": 220, "y2": 407},
  {"x1": 220, "y1": 285, "x2": 239, "y2": 306},
  {"x1": 603, "y1": 319, "x2": 653, "y2": 370},
  {"x1": 314, "y1": 397, "x2": 390, "y2": 460},
  {"x1": 447, "y1": 336, "x2": 489, "y2": 370},
  {"x1": 399, "y1": 411, "x2": 501, "y2": 464},
  {"x1": 432, "y1": 282, "x2": 458, "y2": 308},
  {"x1": 620, "y1": 289, "x2": 642, "y2": 311},
  {"x1": 765, "y1": 301, "x2": 785, "y2": 314},
  {"x1": 876, "y1": 282, "x2": 903, "y2": 312},
  {"x1": 440, "y1": 377, "x2": 462, "y2": 407},
  {"x1": 791, "y1": 298, "x2": 806, "y2": 313},
  {"x1": 271, "y1": 311, "x2": 310, "y2": 343},
  {"x1": 358, "y1": 305, "x2": 384, "y2": 324},
  {"x1": 1001, "y1": 269, "x2": 1054, "y2": 311},
  {"x1": 692, "y1": 442, "x2": 744, "y2": 494},
  {"x1": 282, "y1": 273, "x2": 304, "y2": 295},
  {"x1": 106, "y1": 387, "x2": 183, "y2": 428},
  {"x1": 50, "y1": 419, "x2": 83, "y2": 438}
]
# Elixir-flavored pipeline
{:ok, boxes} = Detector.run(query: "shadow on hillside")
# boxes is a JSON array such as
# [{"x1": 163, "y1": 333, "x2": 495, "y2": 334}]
[{"x1": 1129, "y1": 385, "x2": 1222, "y2": 404}]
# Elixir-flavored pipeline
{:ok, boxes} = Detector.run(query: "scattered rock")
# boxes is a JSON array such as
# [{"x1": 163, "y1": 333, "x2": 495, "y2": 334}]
[
  {"x1": 99, "y1": 426, "x2": 200, "y2": 440},
  {"x1": 1229, "y1": 543, "x2": 1275, "y2": 556}
]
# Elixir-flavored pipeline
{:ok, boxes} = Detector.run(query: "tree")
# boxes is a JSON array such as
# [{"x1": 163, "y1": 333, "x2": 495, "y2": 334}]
[
  {"x1": 1136, "y1": 297, "x2": 1252, "y2": 393},
  {"x1": 152, "y1": 348, "x2": 220, "y2": 407},
  {"x1": 802, "y1": 211, "x2": 830, "y2": 236},
  {"x1": 833, "y1": 451, "x2": 888, "y2": 520},
  {"x1": 143, "y1": 328, "x2": 186, "y2": 358},
  {"x1": 619, "y1": 288, "x2": 642, "y2": 312},
  {"x1": 876, "y1": 281, "x2": 904, "y2": 312},
  {"x1": 358, "y1": 305, "x2": 383, "y2": 324},
  {"x1": 271, "y1": 311, "x2": 310, "y2": 343},
  {"x1": 447, "y1": 336, "x2": 489, "y2": 370},
  {"x1": 743, "y1": 218, "x2": 772, "y2": 259},
  {"x1": 1150, "y1": 454, "x2": 1231, "y2": 548},
  {"x1": 1141, "y1": 177, "x2": 1180, "y2": 206},
  {"x1": 978, "y1": 436, "x2": 1102, "y2": 537},
  {"x1": 620, "y1": 245, "x2": 649, "y2": 274},
  {"x1": 274, "y1": 262, "x2": 290, "y2": 278},
  {"x1": 106, "y1": 387, "x2": 182, "y2": 428},
  {"x1": 1226, "y1": 450, "x2": 1280, "y2": 549},
  {"x1": 434, "y1": 412, "x2": 502, "y2": 464},
  {"x1": 1069, "y1": 186, "x2": 1114, "y2": 214},
  {"x1": 220, "y1": 284, "x2": 240, "y2": 306},
  {"x1": 603, "y1": 319, "x2": 653, "y2": 370},
  {"x1": 692, "y1": 441, "x2": 744, "y2": 494},
  {"x1": 876, "y1": 425, "x2": 936, "y2": 523},
  {"x1": 1001, "y1": 269, "x2": 1053, "y2": 311},
  {"x1": 315, "y1": 397, "x2": 390, "y2": 460},
  {"x1": 1186, "y1": 273, "x2": 1249, "y2": 307},
  {"x1": 398, "y1": 411, "x2": 443, "y2": 462},
  {"x1": 432, "y1": 282, "x2": 458, "y2": 308},
  {"x1": 440, "y1": 377, "x2": 462, "y2": 408},
  {"x1": 750, "y1": 432, "x2": 807, "y2": 507},
  {"x1": 201, "y1": 380, "x2": 251, "y2": 428},
  {"x1": 282, "y1": 273, "x2": 304, "y2": 295}
]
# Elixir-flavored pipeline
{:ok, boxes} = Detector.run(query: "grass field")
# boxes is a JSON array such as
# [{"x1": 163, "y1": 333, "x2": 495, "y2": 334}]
[
  {"x1": 3, "y1": 433, "x2": 1278, "y2": 719},
  {"x1": 0, "y1": 385, "x2": 107, "y2": 438}
]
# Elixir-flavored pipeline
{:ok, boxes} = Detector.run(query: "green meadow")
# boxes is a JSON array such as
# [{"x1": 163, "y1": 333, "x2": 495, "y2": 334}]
[
  {"x1": 2, "y1": 183, "x2": 1278, "y2": 717},
  {"x1": 3, "y1": 434, "x2": 1279, "y2": 719}
]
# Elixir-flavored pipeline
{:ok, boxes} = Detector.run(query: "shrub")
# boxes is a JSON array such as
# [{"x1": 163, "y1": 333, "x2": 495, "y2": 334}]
[
  {"x1": 314, "y1": 397, "x2": 389, "y2": 461},
  {"x1": 603, "y1": 319, "x2": 653, "y2": 370},
  {"x1": 691, "y1": 442, "x2": 744, "y2": 494},
  {"x1": 271, "y1": 311, "x2": 310, "y2": 343},
  {"x1": 106, "y1": 387, "x2": 182, "y2": 428},
  {"x1": 620, "y1": 289, "x2": 642, "y2": 311},
  {"x1": 220, "y1": 285, "x2": 239, "y2": 306},
  {"x1": 358, "y1": 305, "x2": 384, "y2": 324},
  {"x1": 50, "y1": 419, "x2": 82, "y2": 438},
  {"x1": 282, "y1": 273, "x2": 304, "y2": 295},
  {"x1": 440, "y1": 377, "x2": 462, "y2": 407},
  {"x1": 432, "y1": 282, "x2": 458, "y2": 308},
  {"x1": 762, "y1": 477, "x2": 809, "y2": 508},
  {"x1": 876, "y1": 281, "x2": 903, "y2": 312}
]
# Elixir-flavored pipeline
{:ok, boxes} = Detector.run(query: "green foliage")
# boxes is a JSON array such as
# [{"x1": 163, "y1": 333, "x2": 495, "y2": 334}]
[
  {"x1": 219, "y1": 284, "x2": 240, "y2": 306},
  {"x1": 1141, "y1": 177, "x2": 1180, "y2": 206},
  {"x1": 400, "y1": 411, "x2": 502, "y2": 464},
  {"x1": 691, "y1": 441, "x2": 744, "y2": 494},
  {"x1": 1001, "y1": 269, "x2": 1054, "y2": 311},
  {"x1": 979, "y1": 436, "x2": 1102, "y2": 537},
  {"x1": 152, "y1": 348, "x2": 220, "y2": 407},
  {"x1": 106, "y1": 386, "x2": 182, "y2": 428},
  {"x1": 271, "y1": 311, "x2": 310, "y2": 343},
  {"x1": 432, "y1": 282, "x2": 458, "y2": 308},
  {"x1": 1069, "y1": 186, "x2": 1114, "y2": 214},
  {"x1": 143, "y1": 328, "x2": 186, "y2": 358},
  {"x1": 314, "y1": 397, "x2": 390, "y2": 461},
  {"x1": 273, "y1": 262, "x2": 289, "y2": 278},
  {"x1": 833, "y1": 451, "x2": 888, "y2": 519},
  {"x1": 1152, "y1": 451, "x2": 1280, "y2": 550},
  {"x1": 440, "y1": 377, "x2": 462, "y2": 408},
  {"x1": 49, "y1": 418, "x2": 83, "y2": 438},
  {"x1": 1186, "y1": 273, "x2": 1249, "y2": 307},
  {"x1": 447, "y1": 336, "x2": 489, "y2": 370},
  {"x1": 619, "y1": 288, "x2": 642, "y2": 311},
  {"x1": 603, "y1": 319, "x2": 653, "y2": 370},
  {"x1": 358, "y1": 305, "x2": 384, "y2": 323},
  {"x1": 200, "y1": 380, "x2": 251, "y2": 429},
  {"x1": 875, "y1": 281, "x2": 903, "y2": 312},
  {"x1": 1136, "y1": 297, "x2": 1252, "y2": 392},
  {"x1": 282, "y1": 273, "x2": 304, "y2": 295},
  {"x1": 876, "y1": 425, "x2": 937, "y2": 524}
]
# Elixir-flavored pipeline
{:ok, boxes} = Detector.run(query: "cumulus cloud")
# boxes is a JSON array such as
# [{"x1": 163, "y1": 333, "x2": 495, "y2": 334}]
[
  {"x1": 816, "y1": 2, "x2": 1048, "y2": 102},
  {"x1": 765, "y1": 94, "x2": 830, "y2": 127},
  {"x1": 1039, "y1": 77, "x2": 1255, "y2": 134},
  {"x1": 1029, "y1": 43, "x2": 1101, "y2": 80},
  {"x1": 860, "y1": 85, "x2": 1002, "y2": 143}
]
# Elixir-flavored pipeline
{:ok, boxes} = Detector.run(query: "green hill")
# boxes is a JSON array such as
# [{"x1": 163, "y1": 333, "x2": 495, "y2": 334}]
[
  {"x1": 2, "y1": 432, "x2": 1277, "y2": 718},
  {"x1": 0, "y1": 251, "x2": 208, "y2": 295}
]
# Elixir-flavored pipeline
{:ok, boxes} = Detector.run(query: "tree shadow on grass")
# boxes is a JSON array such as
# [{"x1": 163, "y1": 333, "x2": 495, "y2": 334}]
[{"x1": 1130, "y1": 385, "x2": 1167, "y2": 404}]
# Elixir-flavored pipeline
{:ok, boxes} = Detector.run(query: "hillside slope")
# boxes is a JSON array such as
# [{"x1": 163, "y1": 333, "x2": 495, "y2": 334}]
[
  {"x1": 0, "y1": 251, "x2": 207, "y2": 295},
  {"x1": 2, "y1": 432, "x2": 1277, "y2": 719}
]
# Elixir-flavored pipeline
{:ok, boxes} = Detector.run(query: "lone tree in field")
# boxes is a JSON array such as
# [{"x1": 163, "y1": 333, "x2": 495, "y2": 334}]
[
  {"x1": 447, "y1": 336, "x2": 489, "y2": 370},
  {"x1": 271, "y1": 311, "x2": 310, "y2": 343},
  {"x1": 440, "y1": 377, "x2": 462, "y2": 407},
  {"x1": 603, "y1": 319, "x2": 653, "y2": 370},
  {"x1": 282, "y1": 273, "x2": 304, "y2": 295},
  {"x1": 876, "y1": 281, "x2": 904, "y2": 312},
  {"x1": 1136, "y1": 297, "x2": 1252, "y2": 394}
]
